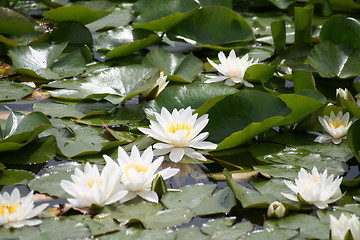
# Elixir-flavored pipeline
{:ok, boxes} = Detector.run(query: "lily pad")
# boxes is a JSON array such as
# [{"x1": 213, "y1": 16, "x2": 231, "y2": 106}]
[
  {"x1": 43, "y1": 5, "x2": 110, "y2": 25},
  {"x1": 0, "y1": 169, "x2": 35, "y2": 185},
  {"x1": 167, "y1": 6, "x2": 253, "y2": 48},
  {"x1": 142, "y1": 48, "x2": 203, "y2": 82},
  {"x1": 0, "y1": 81, "x2": 34, "y2": 101},
  {"x1": 8, "y1": 42, "x2": 86, "y2": 80},
  {"x1": 0, "y1": 7, "x2": 35, "y2": 35},
  {"x1": 308, "y1": 41, "x2": 360, "y2": 79},
  {"x1": 133, "y1": 0, "x2": 199, "y2": 32}
]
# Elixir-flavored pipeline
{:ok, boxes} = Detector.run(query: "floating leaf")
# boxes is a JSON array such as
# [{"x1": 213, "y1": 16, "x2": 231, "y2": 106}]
[
  {"x1": 8, "y1": 42, "x2": 86, "y2": 80},
  {"x1": 0, "y1": 169, "x2": 35, "y2": 185},
  {"x1": 167, "y1": 6, "x2": 253, "y2": 48},
  {"x1": 0, "y1": 7, "x2": 35, "y2": 35},
  {"x1": 133, "y1": 0, "x2": 198, "y2": 32},
  {"x1": 43, "y1": 5, "x2": 110, "y2": 25},
  {"x1": 86, "y1": 8, "x2": 132, "y2": 32},
  {"x1": 94, "y1": 27, "x2": 160, "y2": 58},
  {"x1": 308, "y1": 41, "x2": 360, "y2": 79},
  {"x1": 320, "y1": 15, "x2": 360, "y2": 49},
  {"x1": 142, "y1": 48, "x2": 203, "y2": 82},
  {"x1": 0, "y1": 81, "x2": 34, "y2": 101}
]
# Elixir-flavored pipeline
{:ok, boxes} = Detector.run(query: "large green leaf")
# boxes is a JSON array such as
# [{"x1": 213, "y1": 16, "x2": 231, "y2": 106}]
[
  {"x1": 320, "y1": 15, "x2": 360, "y2": 49},
  {"x1": 8, "y1": 42, "x2": 86, "y2": 79},
  {"x1": 308, "y1": 41, "x2": 360, "y2": 79},
  {"x1": 51, "y1": 21, "x2": 93, "y2": 47},
  {"x1": 143, "y1": 83, "x2": 239, "y2": 118},
  {"x1": 204, "y1": 90, "x2": 291, "y2": 144},
  {"x1": 0, "y1": 110, "x2": 52, "y2": 152},
  {"x1": 0, "y1": 81, "x2": 34, "y2": 101},
  {"x1": 0, "y1": 136, "x2": 57, "y2": 164},
  {"x1": 78, "y1": 65, "x2": 159, "y2": 104},
  {"x1": 94, "y1": 27, "x2": 160, "y2": 58},
  {"x1": 0, "y1": 169, "x2": 35, "y2": 185},
  {"x1": 0, "y1": 7, "x2": 35, "y2": 35},
  {"x1": 43, "y1": 5, "x2": 110, "y2": 25},
  {"x1": 167, "y1": 6, "x2": 253, "y2": 48},
  {"x1": 142, "y1": 49, "x2": 203, "y2": 82},
  {"x1": 133, "y1": 0, "x2": 199, "y2": 32},
  {"x1": 347, "y1": 119, "x2": 360, "y2": 162},
  {"x1": 224, "y1": 169, "x2": 277, "y2": 208},
  {"x1": 86, "y1": 8, "x2": 132, "y2": 32}
]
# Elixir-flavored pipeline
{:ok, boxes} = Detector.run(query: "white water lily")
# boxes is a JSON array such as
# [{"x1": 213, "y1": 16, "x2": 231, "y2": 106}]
[
  {"x1": 141, "y1": 71, "x2": 169, "y2": 98},
  {"x1": 330, "y1": 213, "x2": 360, "y2": 240},
  {"x1": 138, "y1": 107, "x2": 218, "y2": 163},
  {"x1": 312, "y1": 111, "x2": 353, "y2": 144},
  {"x1": 104, "y1": 146, "x2": 179, "y2": 203},
  {"x1": 60, "y1": 160, "x2": 128, "y2": 208},
  {"x1": 282, "y1": 167, "x2": 343, "y2": 209},
  {"x1": 205, "y1": 50, "x2": 258, "y2": 87},
  {"x1": 267, "y1": 201, "x2": 286, "y2": 218},
  {"x1": 0, "y1": 188, "x2": 48, "y2": 228}
]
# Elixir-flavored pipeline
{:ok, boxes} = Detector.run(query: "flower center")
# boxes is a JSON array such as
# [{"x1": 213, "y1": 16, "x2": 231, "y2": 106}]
[
  {"x1": 331, "y1": 120, "x2": 347, "y2": 129},
  {"x1": 167, "y1": 123, "x2": 192, "y2": 136},
  {"x1": 125, "y1": 164, "x2": 149, "y2": 176},
  {"x1": 0, "y1": 203, "x2": 19, "y2": 215},
  {"x1": 87, "y1": 179, "x2": 102, "y2": 188},
  {"x1": 313, "y1": 177, "x2": 319, "y2": 183}
]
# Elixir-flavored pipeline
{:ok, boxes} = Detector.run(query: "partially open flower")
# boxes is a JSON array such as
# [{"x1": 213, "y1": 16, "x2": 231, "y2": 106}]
[
  {"x1": 267, "y1": 201, "x2": 286, "y2": 218},
  {"x1": 141, "y1": 71, "x2": 169, "y2": 99},
  {"x1": 205, "y1": 50, "x2": 258, "y2": 87},
  {"x1": 60, "y1": 160, "x2": 128, "y2": 208},
  {"x1": 312, "y1": 111, "x2": 353, "y2": 144},
  {"x1": 0, "y1": 188, "x2": 48, "y2": 228},
  {"x1": 282, "y1": 167, "x2": 342, "y2": 209},
  {"x1": 104, "y1": 146, "x2": 179, "y2": 203},
  {"x1": 138, "y1": 107, "x2": 217, "y2": 163},
  {"x1": 330, "y1": 213, "x2": 360, "y2": 240}
]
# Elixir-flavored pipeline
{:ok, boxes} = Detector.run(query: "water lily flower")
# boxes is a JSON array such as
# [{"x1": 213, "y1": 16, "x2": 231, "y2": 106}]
[
  {"x1": 313, "y1": 111, "x2": 353, "y2": 144},
  {"x1": 60, "y1": 160, "x2": 128, "y2": 208},
  {"x1": 330, "y1": 213, "x2": 360, "y2": 240},
  {"x1": 138, "y1": 107, "x2": 218, "y2": 163},
  {"x1": 0, "y1": 188, "x2": 49, "y2": 228},
  {"x1": 103, "y1": 146, "x2": 179, "y2": 203},
  {"x1": 267, "y1": 201, "x2": 286, "y2": 218},
  {"x1": 205, "y1": 50, "x2": 258, "y2": 87},
  {"x1": 141, "y1": 71, "x2": 169, "y2": 98},
  {"x1": 282, "y1": 167, "x2": 343, "y2": 209}
]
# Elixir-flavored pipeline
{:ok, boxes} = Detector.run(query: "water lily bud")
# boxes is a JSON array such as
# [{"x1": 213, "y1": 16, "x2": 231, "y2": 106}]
[
  {"x1": 267, "y1": 201, "x2": 286, "y2": 218},
  {"x1": 336, "y1": 88, "x2": 356, "y2": 105},
  {"x1": 141, "y1": 71, "x2": 168, "y2": 99}
]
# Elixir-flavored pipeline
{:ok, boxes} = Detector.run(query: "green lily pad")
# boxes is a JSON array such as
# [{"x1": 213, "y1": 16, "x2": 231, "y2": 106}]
[
  {"x1": 144, "y1": 83, "x2": 239, "y2": 119},
  {"x1": 43, "y1": 5, "x2": 110, "y2": 25},
  {"x1": 347, "y1": 119, "x2": 360, "y2": 162},
  {"x1": 78, "y1": 65, "x2": 159, "y2": 104},
  {"x1": 28, "y1": 162, "x2": 81, "y2": 198},
  {"x1": 0, "y1": 6, "x2": 35, "y2": 35},
  {"x1": 94, "y1": 27, "x2": 160, "y2": 58},
  {"x1": 320, "y1": 15, "x2": 360, "y2": 49},
  {"x1": 142, "y1": 208, "x2": 194, "y2": 229},
  {"x1": 224, "y1": 169, "x2": 277, "y2": 208},
  {"x1": 86, "y1": 8, "x2": 132, "y2": 32},
  {"x1": 142, "y1": 48, "x2": 203, "y2": 82},
  {"x1": 51, "y1": 21, "x2": 93, "y2": 47},
  {"x1": 0, "y1": 169, "x2": 35, "y2": 185},
  {"x1": 167, "y1": 6, "x2": 253, "y2": 48},
  {"x1": 308, "y1": 41, "x2": 360, "y2": 79},
  {"x1": 0, "y1": 110, "x2": 52, "y2": 152},
  {"x1": 8, "y1": 42, "x2": 86, "y2": 80},
  {"x1": 0, "y1": 81, "x2": 34, "y2": 101},
  {"x1": 133, "y1": 0, "x2": 199, "y2": 32}
]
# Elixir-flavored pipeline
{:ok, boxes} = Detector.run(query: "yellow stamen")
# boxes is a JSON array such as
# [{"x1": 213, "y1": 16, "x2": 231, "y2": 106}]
[
  {"x1": 87, "y1": 179, "x2": 102, "y2": 188},
  {"x1": 125, "y1": 164, "x2": 149, "y2": 174},
  {"x1": 0, "y1": 203, "x2": 19, "y2": 215},
  {"x1": 331, "y1": 120, "x2": 347, "y2": 129},
  {"x1": 313, "y1": 177, "x2": 319, "y2": 183},
  {"x1": 167, "y1": 123, "x2": 192, "y2": 136}
]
